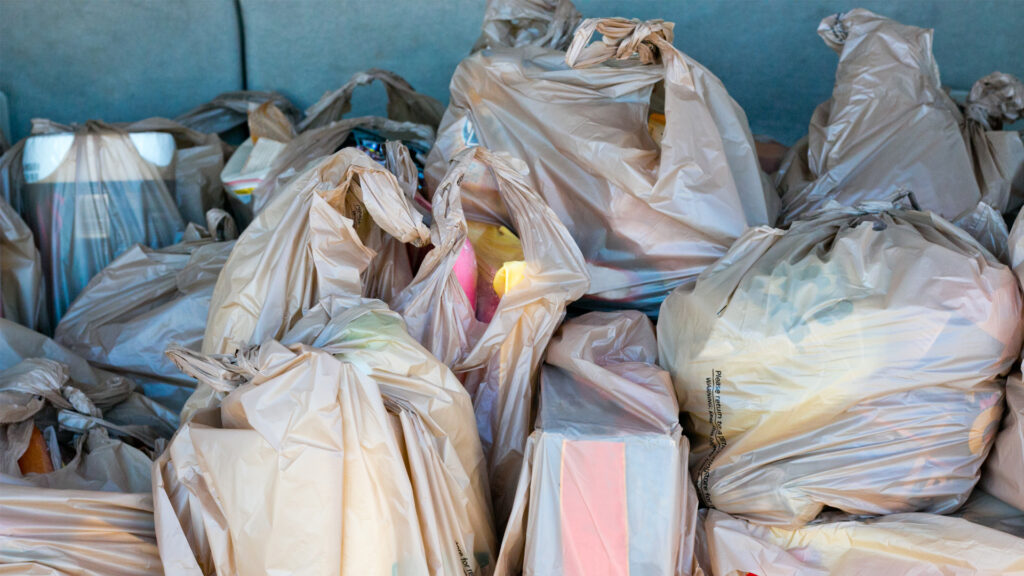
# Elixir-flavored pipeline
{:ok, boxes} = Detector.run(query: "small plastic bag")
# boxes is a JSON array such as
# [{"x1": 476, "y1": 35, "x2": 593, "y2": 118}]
[
  {"x1": 392, "y1": 146, "x2": 589, "y2": 524},
  {"x1": 495, "y1": 311, "x2": 703, "y2": 576},
  {"x1": 174, "y1": 90, "x2": 301, "y2": 135}
]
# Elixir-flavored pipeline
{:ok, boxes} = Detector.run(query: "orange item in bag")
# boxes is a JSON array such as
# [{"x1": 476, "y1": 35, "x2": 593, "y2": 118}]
[{"x1": 18, "y1": 425, "x2": 55, "y2": 475}]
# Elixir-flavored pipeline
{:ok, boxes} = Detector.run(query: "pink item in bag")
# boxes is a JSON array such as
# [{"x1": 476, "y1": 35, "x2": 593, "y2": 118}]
[
  {"x1": 561, "y1": 439, "x2": 629, "y2": 576},
  {"x1": 453, "y1": 238, "x2": 478, "y2": 310}
]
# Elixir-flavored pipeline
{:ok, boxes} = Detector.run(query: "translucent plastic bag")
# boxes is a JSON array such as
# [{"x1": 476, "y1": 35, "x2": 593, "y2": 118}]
[
  {"x1": 174, "y1": 90, "x2": 301, "y2": 135},
  {"x1": 702, "y1": 508, "x2": 1024, "y2": 576},
  {"x1": 963, "y1": 72, "x2": 1024, "y2": 217},
  {"x1": 54, "y1": 217, "x2": 235, "y2": 411},
  {"x1": 982, "y1": 211, "x2": 1024, "y2": 509},
  {"x1": 392, "y1": 146, "x2": 588, "y2": 523},
  {"x1": 777, "y1": 9, "x2": 1011, "y2": 250},
  {"x1": 184, "y1": 148, "x2": 429, "y2": 420},
  {"x1": 156, "y1": 300, "x2": 494, "y2": 576},
  {"x1": 427, "y1": 16, "x2": 777, "y2": 313},
  {"x1": 472, "y1": 0, "x2": 581, "y2": 52},
  {"x1": 495, "y1": 311, "x2": 702, "y2": 576},
  {"x1": 0, "y1": 195, "x2": 45, "y2": 332},
  {"x1": 659, "y1": 202, "x2": 1023, "y2": 526}
]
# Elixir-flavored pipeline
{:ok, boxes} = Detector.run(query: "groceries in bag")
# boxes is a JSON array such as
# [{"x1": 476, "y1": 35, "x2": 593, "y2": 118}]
[
  {"x1": 495, "y1": 311, "x2": 702, "y2": 576},
  {"x1": 392, "y1": 146, "x2": 588, "y2": 526},
  {"x1": 427, "y1": 15, "x2": 777, "y2": 313},
  {"x1": 156, "y1": 299, "x2": 495, "y2": 576},
  {"x1": 183, "y1": 147, "x2": 430, "y2": 420},
  {"x1": 659, "y1": 201, "x2": 1023, "y2": 526}
]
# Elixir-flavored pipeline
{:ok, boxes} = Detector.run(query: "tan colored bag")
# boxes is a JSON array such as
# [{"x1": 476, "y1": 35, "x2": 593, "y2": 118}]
[
  {"x1": 55, "y1": 220, "x2": 234, "y2": 411},
  {"x1": 393, "y1": 146, "x2": 588, "y2": 524},
  {"x1": 495, "y1": 311, "x2": 703, "y2": 576},
  {"x1": 702, "y1": 508, "x2": 1024, "y2": 576},
  {"x1": 659, "y1": 202, "x2": 1023, "y2": 526},
  {"x1": 427, "y1": 16, "x2": 776, "y2": 313},
  {"x1": 157, "y1": 300, "x2": 495, "y2": 576},
  {"x1": 185, "y1": 148, "x2": 429, "y2": 420}
]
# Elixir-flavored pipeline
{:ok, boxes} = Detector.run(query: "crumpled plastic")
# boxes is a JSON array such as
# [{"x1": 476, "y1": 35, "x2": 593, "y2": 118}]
[
  {"x1": 0, "y1": 195, "x2": 45, "y2": 332},
  {"x1": 54, "y1": 213, "x2": 236, "y2": 411},
  {"x1": 427, "y1": 15, "x2": 777, "y2": 313},
  {"x1": 393, "y1": 146, "x2": 588, "y2": 525},
  {"x1": 472, "y1": 0, "x2": 581, "y2": 52},
  {"x1": 701, "y1": 507, "x2": 1024, "y2": 576},
  {"x1": 183, "y1": 148, "x2": 430, "y2": 421},
  {"x1": 658, "y1": 201, "x2": 1023, "y2": 527},
  {"x1": 495, "y1": 311, "x2": 703, "y2": 576},
  {"x1": 297, "y1": 68, "x2": 444, "y2": 133},
  {"x1": 174, "y1": 90, "x2": 301, "y2": 135},
  {"x1": 155, "y1": 299, "x2": 495, "y2": 576},
  {"x1": 778, "y1": 10, "x2": 982, "y2": 224},
  {"x1": 963, "y1": 72, "x2": 1024, "y2": 217}
]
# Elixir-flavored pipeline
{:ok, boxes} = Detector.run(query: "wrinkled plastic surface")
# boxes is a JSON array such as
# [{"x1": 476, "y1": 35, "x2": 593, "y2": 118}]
[
  {"x1": 55, "y1": 225, "x2": 234, "y2": 412},
  {"x1": 659, "y1": 203, "x2": 1023, "y2": 526},
  {"x1": 0, "y1": 196, "x2": 45, "y2": 332},
  {"x1": 473, "y1": 0, "x2": 581, "y2": 52},
  {"x1": 964, "y1": 72, "x2": 1024, "y2": 217},
  {"x1": 495, "y1": 311, "x2": 702, "y2": 576},
  {"x1": 702, "y1": 508, "x2": 1024, "y2": 576},
  {"x1": 184, "y1": 148, "x2": 429, "y2": 420},
  {"x1": 174, "y1": 90, "x2": 301, "y2": 135},
  {"x1": 778, "y1": 10, "x2": 982, "y2": 225},
  {"x1": 428, "y1": 17, "x2": 776, "y2": 313},
  {"x1": 156, "y1": 300, "x2": 495, "y2": 576},
  {"x1": 983, "y1": 210, "x2": 1024, "y2": 508},
  {"x1": 298, "y1": 68, "x2": 444, "y2": 133},
  {"x1": 393, "y1": 146, "x2": 588, "y2": 524}
]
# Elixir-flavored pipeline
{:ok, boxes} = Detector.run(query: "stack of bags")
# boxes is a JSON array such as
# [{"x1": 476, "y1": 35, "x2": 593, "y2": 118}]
[{"x1": 1, "y1": 1, "x2": 1023, "y2": 575}]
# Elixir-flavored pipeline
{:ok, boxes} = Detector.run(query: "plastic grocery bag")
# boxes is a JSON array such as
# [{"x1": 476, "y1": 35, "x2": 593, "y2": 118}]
[
  {"x1": 495, "y1": 311, "x2": 702, "y2": 576},
  {"x1": 472, "y1": 0, "x2": 581, "y2": 51},
  {"x1": 982, "y1": 210, "x2": 1024, "y2": 509},
  {"x1": 702, "y1": 508, "x2": 1024, "y2": 576},
  {"x1": 953, "y1": 489, "x2": 1024, "y2": 539},
  {"x1": 0, "y1": 195, "x2": 45, "y2": 332},
  {"x1": 658, "y1": 201, "x2": 1023, "y2": 527},
  {"x1": 427, "y1": 16, "x2": 777, "y2": 313},
  {"x1": 777, "y1": 9, "x2": 1010, "y2": 249},
  {"x1": 963, "y1": 72, "x2": 1024, "y2": 217},
  {"x1": 184, "y1": 148, "x2": 429, "y2": 420},
  {"x1": 0, "y1": 344, "x2": 167, "y2": 574},
  {"x1": 392, "y1": 146, "x2": 588, "y2": 524},
  {"x1": 55, "y1": 217, "x2": 235, "y2": 411},
  {"x1": 299, "y1": 68, "x2": 444, "y2": 133},
  {"x1": 174, "y1": 90, "x2": 301, "y2": 135},
  {"x1": 155, "y1": 299, "x2": 495, "y2": 576}
]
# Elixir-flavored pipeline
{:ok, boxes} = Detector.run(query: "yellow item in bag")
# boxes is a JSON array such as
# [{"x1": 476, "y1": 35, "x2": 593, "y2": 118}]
[{"x1": 494, "y1": 261, "x2": 527, "y2": 297}]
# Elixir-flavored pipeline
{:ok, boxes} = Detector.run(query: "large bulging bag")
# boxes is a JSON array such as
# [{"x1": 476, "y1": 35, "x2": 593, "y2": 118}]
[
  {"x1": 702, "y1": 508, "x2": 1024, "y2": 576},
  {"x1": 495, "y1": 311, "x2": 703, "y2": 576},
  {"x1": 393, "y1": 145, "x2": 588, "y2": 524},
  {"x1": 0, "y1": 195, "x2": 45, "y2": 332},
  {"x1": 54, "y1": 216, "x2": 235, "y2": 411},
  {"x1": 155, "y1": 300, "x2": 495, "y2": 576},
  {"x1": 427, "y1": 16, "x2": 777, "y2": 313},
  {"x1": 185, "y1": 148, "x2": 430, "y2": 419},
  {"x1": 982, "y1": 210, "x2": 1024, "y2": 508},
  {"x1": 658, "y1": 202, "x2": 1023, "y2": 526}
]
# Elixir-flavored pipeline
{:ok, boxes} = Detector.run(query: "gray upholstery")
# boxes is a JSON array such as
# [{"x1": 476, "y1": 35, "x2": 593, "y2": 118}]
[
  {"x1": 0, "y1": 0, "x2": 243, "y2": 142},
  {"x1": 1, "y1": 1, "x2": 1021, "y2": 144},
  {"x1": 240, "y1": 0, "x2": 1024, "y2": 144}
]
